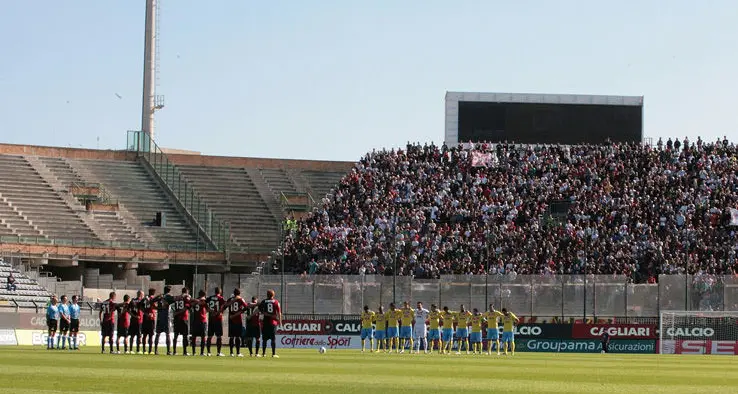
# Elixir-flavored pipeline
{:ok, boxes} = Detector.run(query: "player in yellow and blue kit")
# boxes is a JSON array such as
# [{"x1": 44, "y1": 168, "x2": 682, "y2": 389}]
[
  {"x1": 440, "y1": 306, "x2": 455, "y2": 354},
  {"x1": 373, "y1": 306, "x2": 387, "y2": 352},
  {"x1": 360, "y1": 305, "x2": 375, "y2": 352},
  {"x1": 427, "y1": 304, "x2": 442, "y2": 353},
  {"x1": 455, "y1": 305, "x2": 472, "y2": 354},
  {"x1": 399, "y1": 301, "x2": 415, "y2": 353},
  {"x1": 500, "y1": 308, "x2": 519, "y2": 355},
  {"x1": 484, "y1": 304, "x2": 504, "y2": 355},
  {"x1": 469, "y1": 308, "x2": 483, "y2": 354},
  {"x1": 386, "y1": 303, "x2": 401, "y2": 352}
]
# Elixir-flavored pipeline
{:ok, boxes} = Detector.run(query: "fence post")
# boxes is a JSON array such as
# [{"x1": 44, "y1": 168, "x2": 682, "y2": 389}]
[
  {"x1": 624, "y1": 279, "x2": 628, "y2": 321},
  {"x1": 312, "y1": 280, "x2": 316, "y2": 314},
  {"x1": 469, "y1": 280, "x2": 472, "y2": 309},
  {"x1": 560, "y1": 279, "x2": 565, "y2": 322},
  {"x1": 529, "y1": 276, "x2": 534, "y2": 317}
]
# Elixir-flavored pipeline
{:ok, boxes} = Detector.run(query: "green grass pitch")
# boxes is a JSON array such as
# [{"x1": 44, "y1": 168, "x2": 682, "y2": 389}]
[{"x1": 0, "y1": 347, "x2": 737, "y2": 393}]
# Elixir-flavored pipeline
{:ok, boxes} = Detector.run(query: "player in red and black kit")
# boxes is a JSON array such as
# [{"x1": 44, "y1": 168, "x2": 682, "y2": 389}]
[
  {"x1": 99, "y1": 291, "x2": 118, "y2": 354},
  {"x1": 172, "y1": 287, "x2": 191, "y2": 356},
  {"x1": 116, "y1": 294, "x2": 132, "y2": 354},
  {"x1": 141, "y1": 288, "x2": 157, "y2": 354},
  {"x1": 223, "y1": 288, "x2": 250, "y2": 357},
  {"x1": 128, "y1": 290, "x2": 144, "y2": 354},
  {"x1": 245, "y1": 296, "x2": 261, "y2": 357},
  {"x1": 258, "y1": 289, "x2": 282, "y2": 358},
  {"x1": 206, "y1": 287, "x2": 227, "y2": 356},
  {"x1": 190, "y1": 290, "x2": 208, "y2": 356}
]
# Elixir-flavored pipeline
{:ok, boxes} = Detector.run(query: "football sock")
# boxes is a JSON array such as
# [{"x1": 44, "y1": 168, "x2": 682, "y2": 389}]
[
  {"x1": 247, "y1": 339, "x2": 253, "y2": 355},
  {"x1": 191, "y1": 337, "x2": 196, "y2": 355},
  {"x1": 262, "y1": 339, "x2": 267, "y2": 355},
  {"x1": 165, "y1": 334, "x2": 171, "y2": 354},
  {"x1": 271, "y1": 340, "x2": 276, "y2": 356},
  {"x1": 229, "y1": 338, "x2": 234, "y2": 354},
  {"x1": 182, "y1": 336, "x2": 188, "y2": 355},
  {"x1": 511, "y1": 341, "x2": 515, "y2": 354},
  {"x1": 235, "y1": 337, "x2": 241, "y2": 355},
  {"x1": 109, "y1": 337, "x2": 114, "y2": 352},
  {"x1": 207, "y1": 337, "x2": 212, "y2": 354},
  {"x1": 200, "y1": 337, "x2": 205, "y2": 355},
  {"x1": 173, "y1": 334, "x2": 179, "y2": 354},
  {"x1": 124, "y1": 340, "x2": 128, "y2": 353},
  {"x1": 154, "y1": 334, "x2": 160, "y2": 353},
  {"x1": 116, "y1": 338, "x2": 120, "y2": 352},
  {"x1": 216, "y1": 337, "x2": 222, "y2": 354}
]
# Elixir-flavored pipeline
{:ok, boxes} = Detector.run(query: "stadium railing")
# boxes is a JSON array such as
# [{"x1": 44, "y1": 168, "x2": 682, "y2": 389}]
[
  {"x1": 127, "y1": 130, "x2": 235, "y2": 254},
  {"x1": 193, "y1": 273, "x2": 738, "y2": 319}
]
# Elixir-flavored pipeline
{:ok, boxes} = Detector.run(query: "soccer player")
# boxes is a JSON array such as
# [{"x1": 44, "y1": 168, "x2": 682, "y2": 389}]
[
  {"x1": 45, "y1": 295, "x2": 59, "y2": 350},
  {"x1": 190, "y1": 290, "x2": 208, "y2": 356},
  {"x1": 360, "y1": 305, "x2": 375, "y2": 352},
  {"x1": 116, "y1": 294, "x2": 131, "y2": 354},
  {"x1": 244, "y1": 297, "x2": 261, "y2": 357},
  {"x1": 141, "y1": 288, "x2": 157, "y2": 354},
  {"x1": 455, "y1": 305, "x2": 472, "y2": 354},
  {"x1": 398, "y1": 301, "x2": 415, "y2": 353},
  {"x1": 373, "y1": 306, "x2": 387, "y2": 352},
  {"x1": 601, "y1": 331, "x2": 610, "y2": 354},
  {"x1": 206, "y1": 287, "x2": 227, "y2": 356},
  {"x1": 69, "y1": 295, "x2": 81, "y2": 350},
  {"x1": 470, "y1": 308, "x2": 483, "y2": 354},
  {"x1": 427, "y1": 304, "x2": 442, "y2": 353},
  {"x1": 224, "y1": 288, "x2": 249, "y2": 357},
  {"x1": 99, "y1": 291, "x2": 117, "y2": 354},
  {"x1": 483, "y1": 304, "x2": 503, "y2": 355},
  {"x1": 128, "y1": 290, "x2": 144, "y2": 354},
  {"x1": 172, "y1": 287, "x2": 191, "y2": 356},
  {"x1": 500, "y1": 308, "x2": 519, "y2": 355},
  {"x1": 258, "y1": 289, "x2": 282, "y2": 358},
  {"x1": 413, "y1": 302, "x2": 429, "y2": 354},
  {"x1": 386, "y1": 303, "x2": 400, "y2": 353},
  {"x1": 154, "y1": 286, "x2": 176, "y2": 355},
  {"x1": 57, "y1": 295, "x2": 70, "y2": 350},
  {"x1": 440, "y1": 306, "x2": 455, "y2": 354}
]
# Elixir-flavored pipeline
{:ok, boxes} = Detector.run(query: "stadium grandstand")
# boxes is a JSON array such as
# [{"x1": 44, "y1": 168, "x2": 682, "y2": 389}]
[
  {"x1": 284, "y1": 136, "x2": 738, "y2": 279},
  {"x1": 0, "y1": 140, "x2": 350, "y2": 307}
]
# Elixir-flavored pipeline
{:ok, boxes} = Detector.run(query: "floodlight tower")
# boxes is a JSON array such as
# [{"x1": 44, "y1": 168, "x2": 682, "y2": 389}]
[{"x1": 141, "y1": 0, "x2": 164, "y2": 141}]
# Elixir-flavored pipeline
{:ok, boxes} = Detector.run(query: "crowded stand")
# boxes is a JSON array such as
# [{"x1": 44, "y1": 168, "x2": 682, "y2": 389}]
[{"x1": 283, "y1": 137, "x2": 738, "y2": 283}]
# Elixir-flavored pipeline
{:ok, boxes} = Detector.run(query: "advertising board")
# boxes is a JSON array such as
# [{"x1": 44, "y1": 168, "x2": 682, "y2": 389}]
[
  {"x1": 0, "y1": 329, "x2": 17, "y2": 345},
  {"x1": 571, "y1": 324, "x2": 657, "y2": 339},
  {"x1": 517, "y1": 338, "x2": 655, "y2": 354},
  {"x1": 658, "y1": 340, "x2": 738, "y2": 355},
  {"x1": 277, "y1": 334, "x2": 360, "y2": 349},
  {"x1": 14, "y1": 330, "x2": 101, "y2": 347}
]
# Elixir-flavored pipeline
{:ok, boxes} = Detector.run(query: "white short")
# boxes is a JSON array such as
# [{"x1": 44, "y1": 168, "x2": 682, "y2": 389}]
[{"x1": 413, "y1": 326, "x2": 427, "y2": 339}]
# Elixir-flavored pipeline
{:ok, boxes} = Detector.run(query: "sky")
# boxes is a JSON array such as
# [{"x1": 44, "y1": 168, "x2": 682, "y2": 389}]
[{"x1": 1, "y1": 1, "x2": 737, "y2": 162}]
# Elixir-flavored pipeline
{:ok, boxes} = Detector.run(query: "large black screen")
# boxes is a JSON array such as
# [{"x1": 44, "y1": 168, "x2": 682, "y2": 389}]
[{"x1": 457, "y1": 101, "x2": 642, "y2": 145}]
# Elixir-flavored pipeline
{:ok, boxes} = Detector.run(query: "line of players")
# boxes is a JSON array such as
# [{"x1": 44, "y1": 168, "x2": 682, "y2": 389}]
[
  {"x1": 359, "y1": 301, "x2": 519, "y2": 355},
  {"x1": 46, "y1": 286, "x2": 283, "y2": 358}
]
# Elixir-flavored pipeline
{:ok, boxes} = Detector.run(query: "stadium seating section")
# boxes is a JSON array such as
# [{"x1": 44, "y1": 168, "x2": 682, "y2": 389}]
[
  {"x1": 284, "y1": 139, "x2": 738, "y2": 282},
  {"x1": 0, "y1": 258, "x2": 51, "y2": 307},
  {"x1": 0, "y1": 149, "x2": 349, "y2": 258}
]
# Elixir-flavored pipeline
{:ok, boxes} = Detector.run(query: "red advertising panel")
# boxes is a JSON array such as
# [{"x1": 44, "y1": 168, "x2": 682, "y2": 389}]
[
  {"x1": 659, "y1": 340, "x2": 738, "y2": 355},
  {"x1": 277, "y1": 320, "x2": 334, "y2": 335},
  {"x1": 572, "y1": 324, "x2": 657, "y2": 339}
]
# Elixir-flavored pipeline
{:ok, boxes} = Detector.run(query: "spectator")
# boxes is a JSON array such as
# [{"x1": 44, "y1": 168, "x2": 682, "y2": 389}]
[
  {"x1": 282, "y1": 139, "x2": 738, "y2": 282},
  {"x1": 6, "y1": 273, "x2": 16, "y2": 291}
]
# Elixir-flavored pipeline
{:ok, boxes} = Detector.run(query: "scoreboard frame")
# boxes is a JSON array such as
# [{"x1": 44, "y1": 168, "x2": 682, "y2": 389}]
[{"x1": 444, "y1": 91, "x2": 644, "y2": 147}]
